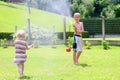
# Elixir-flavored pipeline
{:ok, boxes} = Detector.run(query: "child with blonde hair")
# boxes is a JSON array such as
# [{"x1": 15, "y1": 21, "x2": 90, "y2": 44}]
[
  {"x1": 72, "y1": 13, "x2": 84, "y2": 64},
  {"x1": 14, "y1": 30, "x2": 33, "y2": 78}
]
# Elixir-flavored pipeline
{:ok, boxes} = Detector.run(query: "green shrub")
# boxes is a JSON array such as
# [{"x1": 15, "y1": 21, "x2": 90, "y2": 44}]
[
  {"x1": 85, "y1": 41, "x2": 91, "y2": 49},
  {"x1": 82, "y1": 31, "x2": 89, "y2": 38},
  {"x1": 66, "y1": 32, "x2": 74, "y2": 39},
  {"x1": 67, "y1": 37, "x2": 72, "y2": 47},
  {"x1": 101, "y1": 40, "x2": 109, "y2": 50},
  {"x1": 0, "y1": 38, "x2": 8, "y2": 48},
  {"x1": 33, "y1": 39, "x2": 39, "y2": 48},
  {"x1": 0, "y1": 39, "x2": 4, "y2": 47}
]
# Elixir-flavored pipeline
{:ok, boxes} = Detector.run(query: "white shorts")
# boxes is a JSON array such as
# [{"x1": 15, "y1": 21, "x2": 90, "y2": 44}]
[{"x1": 73, "y1": 36, "x2": 83, "y2": 52}]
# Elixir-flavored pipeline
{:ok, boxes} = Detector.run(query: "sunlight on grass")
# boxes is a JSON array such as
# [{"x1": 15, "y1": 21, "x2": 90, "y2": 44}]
[
  {"x1": 0, "y1": 1, "x2": 72, "y2": 32},
  {"x1": 83, "y1": 38, "x2": 120, "y2": 41},
  {"x1": 0, "y1": 45, "x2": 120, "y2": 80}
]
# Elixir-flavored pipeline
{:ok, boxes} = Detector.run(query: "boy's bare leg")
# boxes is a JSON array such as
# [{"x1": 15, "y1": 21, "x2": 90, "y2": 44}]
[
  {"x1": 76, "y1": 51, "x2": 82, "y2": 64},
  {"x1": 73, "y1": 51, "x2": 77, "y2": 64}
]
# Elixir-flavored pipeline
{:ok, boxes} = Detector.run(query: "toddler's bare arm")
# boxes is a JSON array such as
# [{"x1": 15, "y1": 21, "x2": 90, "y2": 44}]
[{"x1": 26, "y1": 44, "x2": 33, "y2": 50}]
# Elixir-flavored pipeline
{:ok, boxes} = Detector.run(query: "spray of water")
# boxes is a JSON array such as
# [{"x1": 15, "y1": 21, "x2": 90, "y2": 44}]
[
  {"x1": 29, "y1": 0, "x2": 73, "y2": 23},
  {"x1": 23, "y1": 25, "x2": 58, "y2": 47},
  {"x1": 43, "y1": 0, "x2": 73, "y2": 31},
  {"x1": 23, "y1": 0, "x2": 73, "y2": 46},
  {"x1": 46, "y1": 0, "x2": 73, "y2": 24}
]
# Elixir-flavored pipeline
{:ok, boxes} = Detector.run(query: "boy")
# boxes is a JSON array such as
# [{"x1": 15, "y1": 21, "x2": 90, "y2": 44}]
[{"x1": 72, "y1": 13, "x2": 84, "y2": 64}]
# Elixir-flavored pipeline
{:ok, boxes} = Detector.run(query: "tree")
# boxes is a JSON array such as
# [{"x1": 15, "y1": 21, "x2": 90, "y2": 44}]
[
  {"x1": 78, "y1": 4, "x2": 88, "y2": 18},
  {"x1": 93, "y1": 0, "x2": 110, "y2": 17},
  {"x1": 110, "y1": 0, "x2": 120, "y2": 4},
  {"x1": 71, "y1": 0, "x2": 79, "y2": 13},
  {"x1": 93, "y1": 0, "x2": 120, "y2": 18},
  {"x1": 114, "y1": 4, "x2": 120, "y2": 17},
  {"x1": 82, "y1": 0, "x2": 95, "y2": 18},
  {"x1": 71, "y1": 0, "x2": 94, "y2": 18},
  {"x1": 102, "y1": 5, "x2": 115, "y2": 18}
]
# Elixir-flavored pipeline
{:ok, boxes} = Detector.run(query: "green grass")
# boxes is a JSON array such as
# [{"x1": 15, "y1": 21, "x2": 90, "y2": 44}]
[
  {"x1": 0, "y1": 45, "x2": 120, "y2": 80},
  {"x1": 0, "y1": 1, "x2": 72, "y2": 32},
  {"x1": 83, "y1": 38, "x2": 120, "y2": 41}
]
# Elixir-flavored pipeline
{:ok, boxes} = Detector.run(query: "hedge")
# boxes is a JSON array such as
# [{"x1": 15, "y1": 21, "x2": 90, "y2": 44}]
[
  {"x1": 81, "y1": 19, "x2": 120, "y2": 34},
  {"x1": 82, "y1": 31, "x2": 89, "y2": 38},
  {"x1": 57, "y1": 31, "x2": 89, "y2": 39},
  {"x1": 0, "y1": 31, "x2": 89, "y2": 40},
  {"x1": 0, "y1": 0, "x2": 25, "y2": 2},
  {"x1": 0, "y1": 33, "x2": 13, "y2": 40}
]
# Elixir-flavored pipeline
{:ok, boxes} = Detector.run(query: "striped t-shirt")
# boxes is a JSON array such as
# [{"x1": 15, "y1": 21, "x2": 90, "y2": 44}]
[{"x1": 14, "y1": 39, "x2": 27, "y2": 54}]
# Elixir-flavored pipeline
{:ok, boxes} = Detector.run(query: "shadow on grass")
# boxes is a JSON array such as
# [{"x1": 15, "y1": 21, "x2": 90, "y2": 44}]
[
  {"x1": 19, "y1": 76, "x2": 32, "y2": 80},
  {"x1": 76, "y1": 63, "x2": 91, "y2": 68}
]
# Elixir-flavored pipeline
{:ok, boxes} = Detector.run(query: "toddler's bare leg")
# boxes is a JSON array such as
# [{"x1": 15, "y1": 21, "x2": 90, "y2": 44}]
[{"x1": 17, "y1": 64, "x2": 24, "y2": 77}]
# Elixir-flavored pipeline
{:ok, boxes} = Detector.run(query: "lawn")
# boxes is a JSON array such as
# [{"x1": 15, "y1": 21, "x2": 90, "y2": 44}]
[
  {"x1": 83, "y1": 38, "x2": 120, "y2": 41},
  {"x1": 0, "y1": 45, "x2": 120, "y2": 80},
  {"x1": 0, "y1": 1, "x2": 72, "y2": 32}
]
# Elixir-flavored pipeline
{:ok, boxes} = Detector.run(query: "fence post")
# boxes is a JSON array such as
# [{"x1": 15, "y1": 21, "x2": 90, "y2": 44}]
[
  {"x1": 27, "y1": 0, "x2": 31, "y2": 44},
  {"x1": 102, "y1": 16, "x2": 105, "y2": 40},
  {"x1": 63, "y1": 17, "x2": 66, "y2": 44},
  {"x1": 28, "y1": 18, "x2": 31, "y2": 44}
]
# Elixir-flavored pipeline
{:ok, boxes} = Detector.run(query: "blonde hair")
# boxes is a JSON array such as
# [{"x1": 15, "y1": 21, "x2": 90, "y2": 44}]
[
  {"x1": 16, "y1": 30, "x2": 25, "y2": 38},
  {"x1": 74, "y1": 13, "x2": 80, "y2": 17}
]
